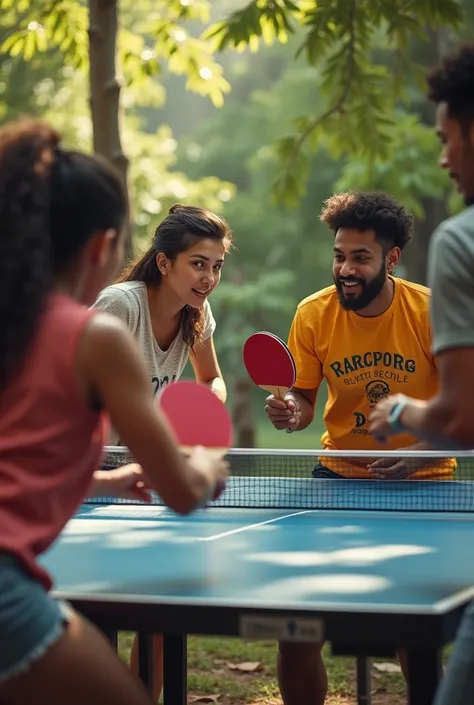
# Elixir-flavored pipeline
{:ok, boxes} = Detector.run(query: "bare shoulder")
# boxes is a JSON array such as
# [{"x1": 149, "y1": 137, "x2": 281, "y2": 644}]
[
  {"x1": 71, "y1": 313, "x2": 140, "y2": 406},
  {"x1": 84, "y1": 313, "x2": 130, "y2": 346},
  {"x1": 79, "y1": 312, "x2": 139, "y2": 369},
  {"x1": 85, "y1": 311, "x2": 130, "y2": 338}
]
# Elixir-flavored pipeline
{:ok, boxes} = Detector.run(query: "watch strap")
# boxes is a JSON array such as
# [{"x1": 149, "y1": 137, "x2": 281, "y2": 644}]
[{"x1": 388, "y1": 397, "x2": 408, "y2": 433}]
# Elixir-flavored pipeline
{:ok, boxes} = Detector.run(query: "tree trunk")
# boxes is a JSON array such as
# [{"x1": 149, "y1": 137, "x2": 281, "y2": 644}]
[
  {"x1": 233, "y1": 377, "x2": 256, "y2": 448},
  {"x1": 88, "y1": 0, "x2": 133, "y2": 259},
  {"x1": 403, "y1": 28, "x2": 452, "y2": 285},
  {"x1": 405, "y1": 199, "x2": 448, "y2": 284}
]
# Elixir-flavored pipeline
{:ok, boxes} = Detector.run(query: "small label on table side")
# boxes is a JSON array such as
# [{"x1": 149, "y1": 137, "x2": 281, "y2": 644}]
[{"x1": 239, "y1": 615, "x2": 324, "y2": 643}]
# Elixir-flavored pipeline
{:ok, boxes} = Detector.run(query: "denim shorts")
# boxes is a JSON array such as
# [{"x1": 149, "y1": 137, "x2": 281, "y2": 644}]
[{"x1": 0, "y1": 552, "x2": 71, "y2": 685}]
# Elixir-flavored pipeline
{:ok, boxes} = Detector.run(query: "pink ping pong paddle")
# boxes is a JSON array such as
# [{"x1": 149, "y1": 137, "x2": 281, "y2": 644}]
[
  {"x1": 243, "y1": 331, "x2": 296, "y2": 401},
  {"x1": 158, "y1": 381, "x2": 233, "y2": 457}
]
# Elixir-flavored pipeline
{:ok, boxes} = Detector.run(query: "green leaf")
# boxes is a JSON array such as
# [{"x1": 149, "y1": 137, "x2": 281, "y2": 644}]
[
  {"x1": 23, "y1": 28, "x2": 37, "y2": 60},
  {"x1": 0, "y1": 32, "x2": 25, "y2": 55},
  {"x1": 45, "y1": 8, "x2": 64, "y2": 37},
  {"x1": 35, "y1": 26, "x2": 48, "y2": 52},
  {"x1": 9, "y1": 35, "x2": 27, "y2": 57}
]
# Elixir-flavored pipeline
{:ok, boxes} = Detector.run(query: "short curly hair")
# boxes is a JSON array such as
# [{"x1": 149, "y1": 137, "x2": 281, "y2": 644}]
[
  {"x1": 427, "y1": 43, "x2": 474, "y2": 130},
  {"x1": 320, "y1": 190, "x2": 413, "y2": 251}
]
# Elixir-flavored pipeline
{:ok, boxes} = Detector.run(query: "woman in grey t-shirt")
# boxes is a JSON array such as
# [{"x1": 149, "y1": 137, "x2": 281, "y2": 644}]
[{"x1": 92, "y1": 203, "x2": 232, "y2": 697}]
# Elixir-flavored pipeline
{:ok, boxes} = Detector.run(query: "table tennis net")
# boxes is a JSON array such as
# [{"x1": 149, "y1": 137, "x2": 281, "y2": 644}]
[{"x1": 86, "y1": 447, "x2": 474, "y2": 513}]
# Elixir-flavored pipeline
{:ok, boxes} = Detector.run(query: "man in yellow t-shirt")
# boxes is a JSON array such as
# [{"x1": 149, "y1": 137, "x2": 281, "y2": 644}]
[
  {"x1": 265, "y1": 190, "x2": 453, "y2": 705},
  {"x1": 266, "y1": 190, "x2": 454, "y2": 481}
]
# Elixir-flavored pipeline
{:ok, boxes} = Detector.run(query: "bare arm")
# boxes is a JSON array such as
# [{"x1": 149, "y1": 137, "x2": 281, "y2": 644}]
[
  {"x1": 79, "y1": 314, "x2": 227, "y2": 514},
  {"x1": 370, "y1": 218, "x2": 474, "y2": 449},
  {"x1": 88, "y1": 465, "x2": 152, "y2": 503},
  {"x1": 398, "y1": 348, "x2": 474, "y2": 448},
  {"x1": 190, "y1": 335, "x2": 227, "y2": 402},
  {"x1": 369, "y1": 348, "x2": 474, "y2": 449},
  {"x1": 407, "y1": 441, "x2": 435, "y2": 450},
  {"x1": 369, "y1": 350, "x2": 474, "y2": 449}
]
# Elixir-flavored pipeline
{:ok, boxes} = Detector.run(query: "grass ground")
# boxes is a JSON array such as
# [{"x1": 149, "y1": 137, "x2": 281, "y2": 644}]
[
  {"x1": 254, "y1": 415, "x2": 324, "y2": 451},
  {"x1": 118, "y1": 632, "x2": 423, "y2": 704}
]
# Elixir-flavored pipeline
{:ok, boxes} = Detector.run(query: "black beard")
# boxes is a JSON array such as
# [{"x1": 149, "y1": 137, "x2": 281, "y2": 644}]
[{"x1": 334, "y1": 262, "x2": 387, "y2": 312}]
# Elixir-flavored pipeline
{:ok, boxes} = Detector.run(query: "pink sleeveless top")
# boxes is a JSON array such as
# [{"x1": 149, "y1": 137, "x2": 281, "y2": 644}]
[{"x1": 0, "y1": 292, "x2": 108, "y2": 589}]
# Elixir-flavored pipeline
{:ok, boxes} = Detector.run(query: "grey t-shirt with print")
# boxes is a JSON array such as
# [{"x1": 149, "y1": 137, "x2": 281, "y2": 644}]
[
  {"x1": 92, "y1": 280, "x2": 216, "y2": 444},
  {"x1": 428, "y1": 205, "x2": 474, "y2": 355}
]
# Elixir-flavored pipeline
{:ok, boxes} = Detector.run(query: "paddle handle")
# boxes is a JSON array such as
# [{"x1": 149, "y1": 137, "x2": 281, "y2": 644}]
[{"x1": 262, "y1": 384, "x2": 290, "y2": 401}]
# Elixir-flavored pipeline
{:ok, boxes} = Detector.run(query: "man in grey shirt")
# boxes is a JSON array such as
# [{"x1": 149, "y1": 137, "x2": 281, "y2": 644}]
[
  {"x1": 369, "y1": 42, "x2": 474, "y2": 448},
  {"x1": 369, "y1": 43, "x2": 474, "y2": 704}
]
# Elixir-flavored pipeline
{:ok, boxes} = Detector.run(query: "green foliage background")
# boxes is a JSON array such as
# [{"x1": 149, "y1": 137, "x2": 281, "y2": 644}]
[{"x1": 0, "y1": 0, "x2": 470, "y2": 446}]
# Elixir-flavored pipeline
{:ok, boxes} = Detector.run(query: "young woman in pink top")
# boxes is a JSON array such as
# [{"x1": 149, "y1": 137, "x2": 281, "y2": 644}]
[{"x1": 0, "y1": 118, "x2": 227, "y2": 705}]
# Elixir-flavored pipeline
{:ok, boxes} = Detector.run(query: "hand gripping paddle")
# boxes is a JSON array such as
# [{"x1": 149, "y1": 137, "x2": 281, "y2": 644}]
[
  {"x1": 243, "y1": 331, "x2": 296, "y2": 401},
  {"x1": 158, "y1": 380, "x2": 233, "y2": 457}
]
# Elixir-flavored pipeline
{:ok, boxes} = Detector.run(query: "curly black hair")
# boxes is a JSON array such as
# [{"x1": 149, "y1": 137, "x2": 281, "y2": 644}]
[
  {"x1": 0, "y1": 118, "x2": 126, "y2": 392},
  {"x1": 427, "y1": 43, "x2": 474, "y2": 131},
  {"x1": 320, "y1": 190, "x2": 413, "y2": 251}
]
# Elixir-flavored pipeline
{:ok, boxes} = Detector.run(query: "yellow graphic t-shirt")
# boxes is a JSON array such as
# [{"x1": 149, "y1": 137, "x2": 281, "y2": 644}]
[{"x1": 288, "y1": 277, "x2": 454, "y2": 479}]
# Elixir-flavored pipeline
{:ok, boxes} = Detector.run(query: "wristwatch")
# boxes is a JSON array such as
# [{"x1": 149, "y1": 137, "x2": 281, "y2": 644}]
[{"x1": 387, "y1": 395, "x2": 409, "y2": 433}]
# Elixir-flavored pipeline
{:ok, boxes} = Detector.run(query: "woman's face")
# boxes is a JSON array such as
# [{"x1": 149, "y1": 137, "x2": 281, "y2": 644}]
[{"x1": 158, "y1": 237, "x2": 226, "y2": 308}]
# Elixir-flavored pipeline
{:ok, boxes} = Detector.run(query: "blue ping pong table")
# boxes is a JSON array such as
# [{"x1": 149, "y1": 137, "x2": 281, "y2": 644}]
[{"x1": 41, "y1": 450, "x2": 474, "y2": 705}]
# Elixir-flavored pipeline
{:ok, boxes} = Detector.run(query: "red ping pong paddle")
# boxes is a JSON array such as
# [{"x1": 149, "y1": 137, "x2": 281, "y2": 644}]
[
  {"x1": 243, "y1": 331, "x2": 296, "y2": 401},
  {"x1": 158, "y1": 381, "x2": 233, "y2": 457}
]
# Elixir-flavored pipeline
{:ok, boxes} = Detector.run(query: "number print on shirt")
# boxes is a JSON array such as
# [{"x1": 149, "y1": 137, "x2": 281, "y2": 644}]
[{"x1": 152, "y1": 375, "x2": 177, "y2": 395}]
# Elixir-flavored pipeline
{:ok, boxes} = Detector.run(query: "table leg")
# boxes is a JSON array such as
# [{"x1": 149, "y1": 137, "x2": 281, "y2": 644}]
[
  {"x1": 101, "y1": 629, "x2": 118, "y2": 649},
  {"x1": 406, "y1": 648, "x2": 443, "y2": 705},
  {"x1": 138, "y1": 633, "x2": 155, "y2": 693},
  {"x1": 356, "y1": 656, "x2": 372, "y2": 705},
  {"x1": 163, "y1": 634, "x2": 187, "y2": 705}
]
